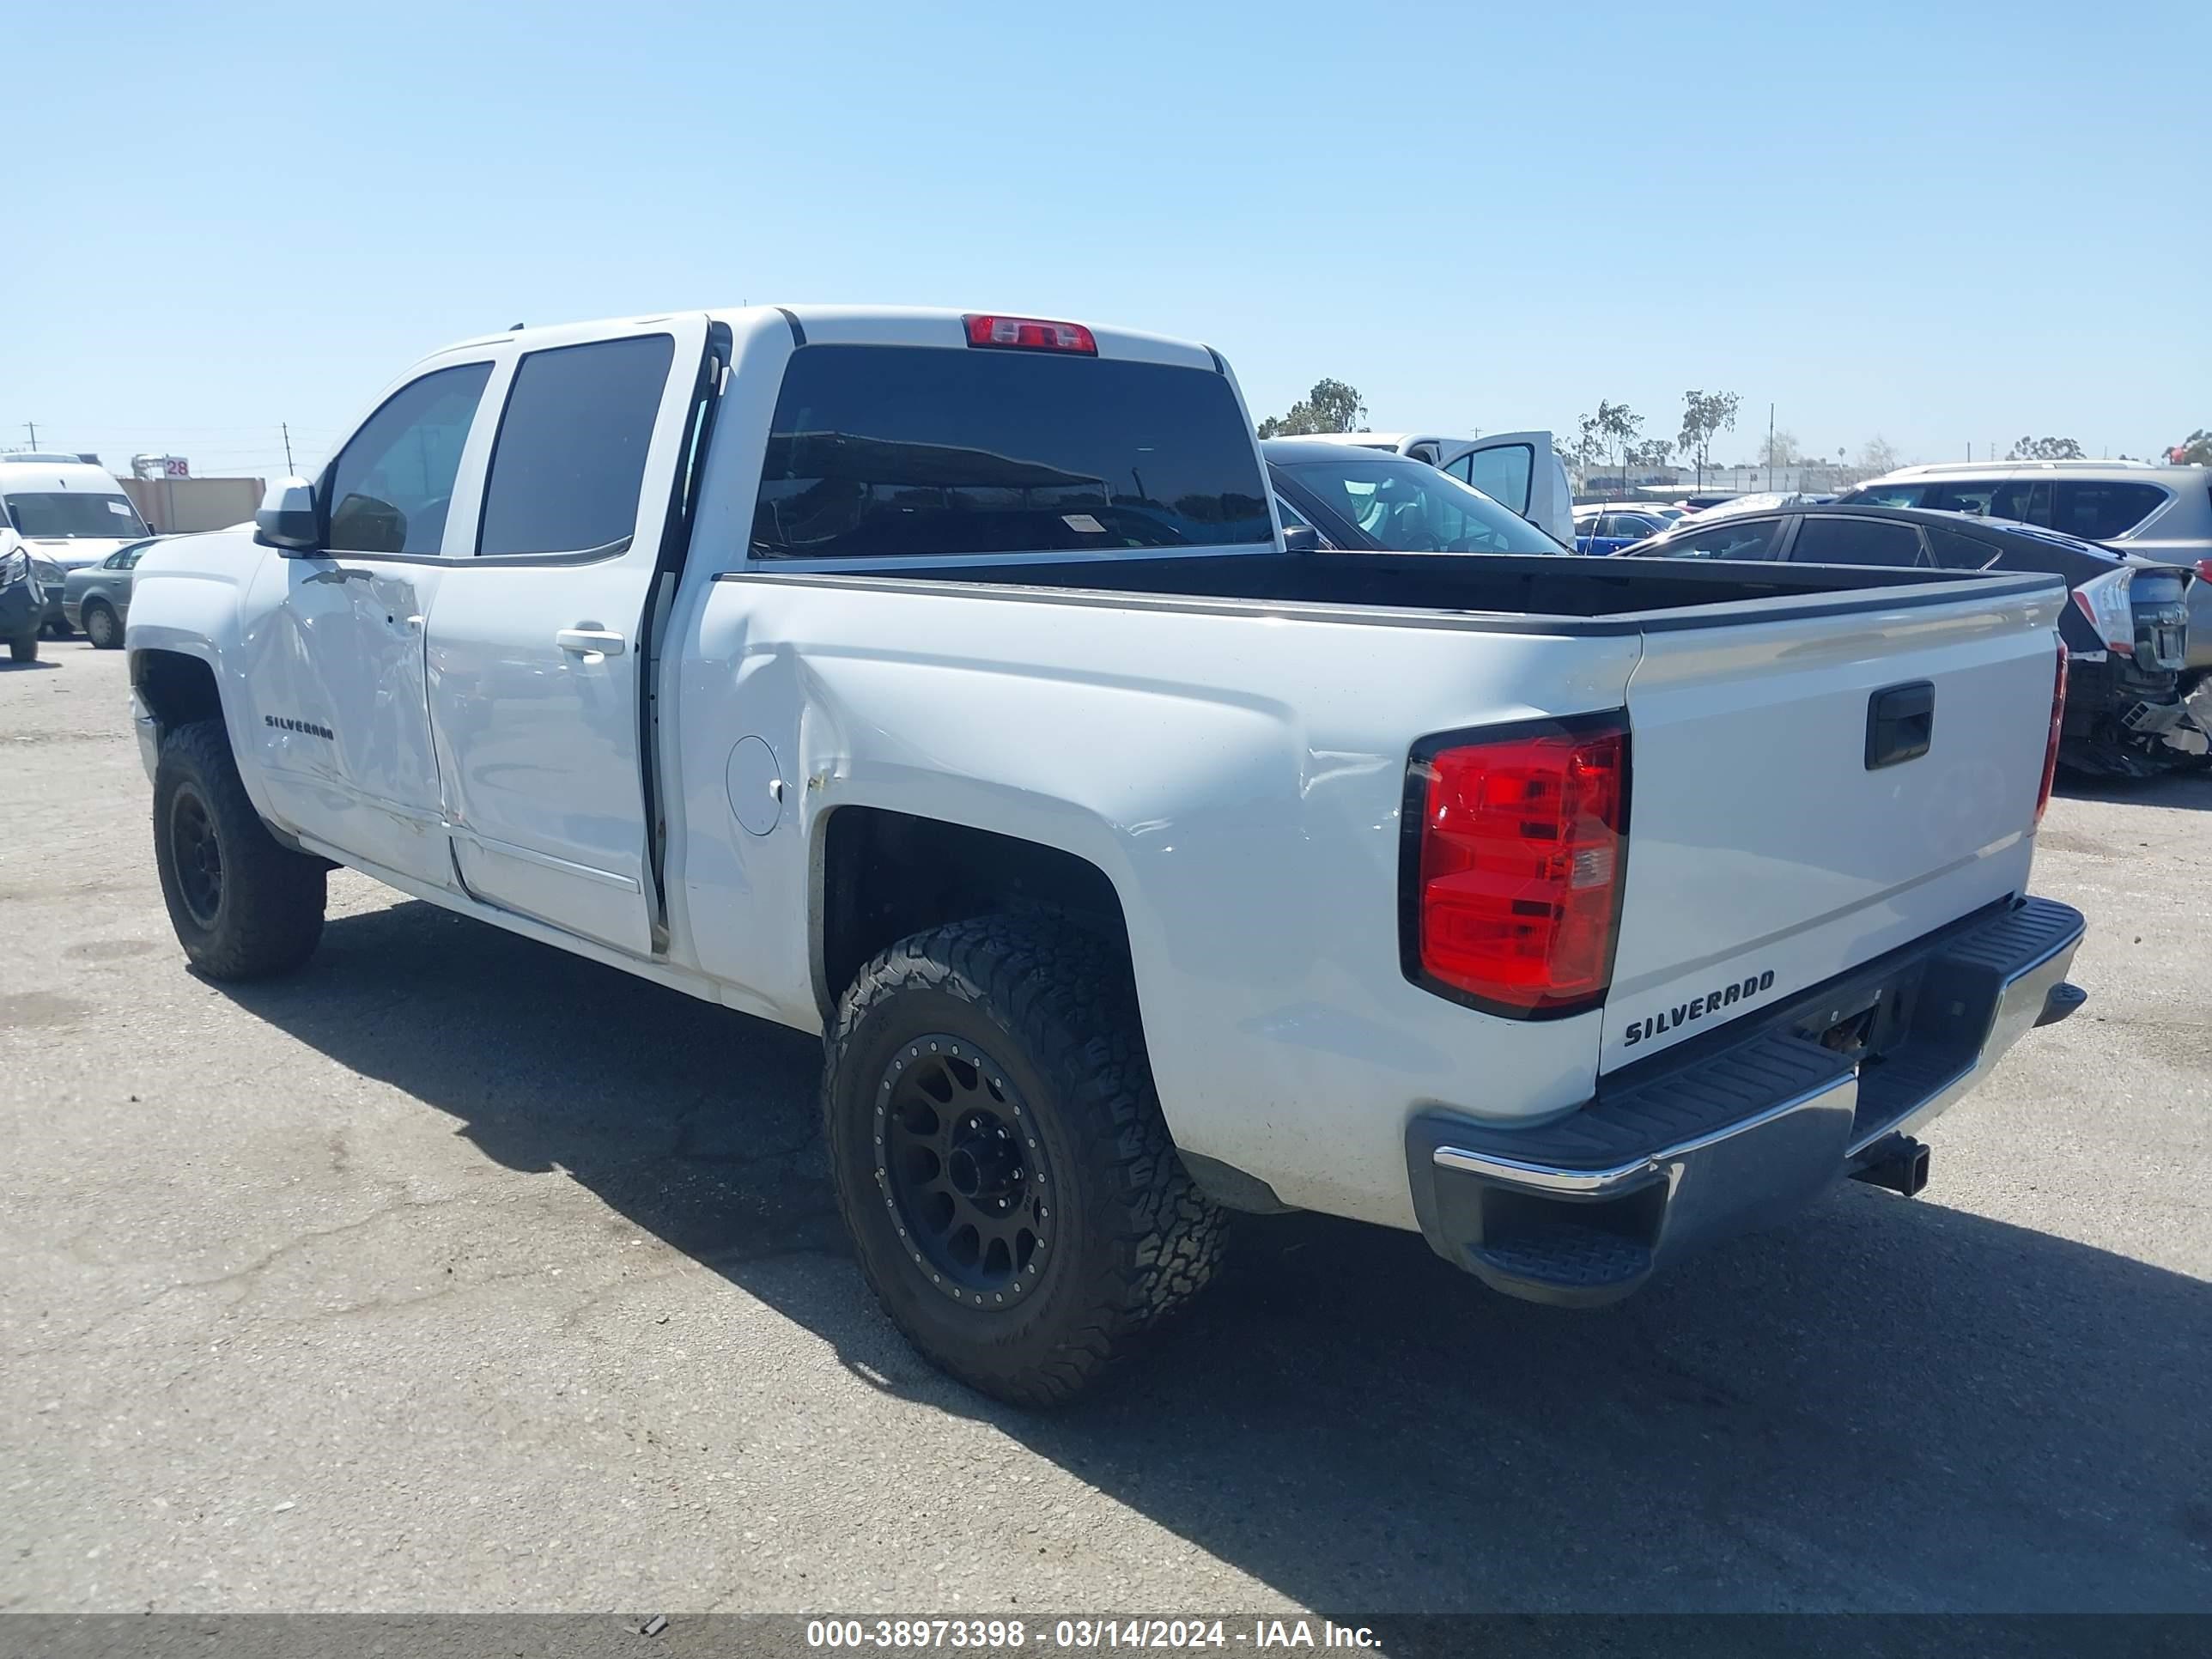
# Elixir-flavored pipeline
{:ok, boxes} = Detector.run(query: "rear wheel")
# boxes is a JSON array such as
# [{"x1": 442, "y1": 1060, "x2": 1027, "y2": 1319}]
[
  {"x1": 82, "y1": 602, "x2": 120, "y2": 650},
  {"x1": 824, "y1": 915, "x2": 1225, "y2": 1406},
  {"x1": 153, "y1": 720, "x2": 326, "y2": 979}
]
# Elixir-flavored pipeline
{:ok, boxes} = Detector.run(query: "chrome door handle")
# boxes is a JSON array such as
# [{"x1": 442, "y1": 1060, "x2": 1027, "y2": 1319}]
[{"x1": 556, "y1": 627, "x2": 626, "y2": 657}]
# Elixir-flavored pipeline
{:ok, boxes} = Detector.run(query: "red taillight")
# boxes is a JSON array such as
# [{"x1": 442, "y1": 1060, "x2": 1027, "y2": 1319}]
[
  {"x1": 2036, "y1": 640, "x2": 2067, "y2": 826},
  {"x1": 1408, "y1": 720, "x2": 1629, "y2": 1015},
  {"x1": 2196, "y1": 558, "x2": 2212, "y2": 586},
  {"x1": 963, "y1": 314, "x2": 1097, "y2": 355}
]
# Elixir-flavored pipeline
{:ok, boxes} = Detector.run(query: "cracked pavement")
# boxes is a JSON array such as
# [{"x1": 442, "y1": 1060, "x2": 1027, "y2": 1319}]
[{"x1": 3, "y1": 641, "x2": 2209, "y2": 1613}]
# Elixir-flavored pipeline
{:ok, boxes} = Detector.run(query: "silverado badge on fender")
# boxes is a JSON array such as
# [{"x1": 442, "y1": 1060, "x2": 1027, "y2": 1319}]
[{"x1": 1621, "y1": 969, "x2": 1777, "y2": 1048}]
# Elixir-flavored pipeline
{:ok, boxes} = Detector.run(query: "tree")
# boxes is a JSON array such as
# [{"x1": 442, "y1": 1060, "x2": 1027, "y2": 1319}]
[
  {"x1": 2007, "y1": 435, "x2": 2084, "y2": 461},
  {"x1": 1571, "y1": 401, "x2": 1646, "y2": 493},
  {"x1": 1676, "y1": 391, "x2": 1741, "y2": 490},
  {"x1": 1257, "y1": 379, "x2": 1367, "y2": 438},
  {"x1": 1759, "y1": 428, "x2": 1802, "y2": 468},
  {"x1": 2170, "y1": 428, "x2": 2212, "y2": 466},
  {"x1": 1857, "y1": 434, "x2": 1903, "y2": 474}
]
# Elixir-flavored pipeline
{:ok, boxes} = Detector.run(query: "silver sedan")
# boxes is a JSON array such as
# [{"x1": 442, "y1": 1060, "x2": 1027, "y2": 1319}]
[{"x1": 62, "y1": 538, "x2": 162, "y2": 649}]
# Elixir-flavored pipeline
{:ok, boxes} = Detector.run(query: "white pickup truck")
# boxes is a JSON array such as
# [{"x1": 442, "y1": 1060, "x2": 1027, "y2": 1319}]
[{"x1": 125, "y1": 307, "x2": 2087, "y2": 1405}]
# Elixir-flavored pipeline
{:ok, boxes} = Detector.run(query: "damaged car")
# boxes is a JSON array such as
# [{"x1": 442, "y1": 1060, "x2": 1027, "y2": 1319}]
[{"x1": 1616, "y1": 501, "x2": 2200, "y2": 775}]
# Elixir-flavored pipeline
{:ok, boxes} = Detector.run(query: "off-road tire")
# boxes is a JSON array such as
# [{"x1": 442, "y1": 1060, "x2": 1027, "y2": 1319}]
[
  {"x1": 153, "y1": 720, "x2": 326, "y2": 980},
  {"x1": 9, "y1": 632, "x2": 36, "y2": 663},
  {"x1": 824, "y1": 915, "x2": 1226, "y2": 1406},
  {"x1": 82, "y1": 602, "x2": 120, "y2": 649}
]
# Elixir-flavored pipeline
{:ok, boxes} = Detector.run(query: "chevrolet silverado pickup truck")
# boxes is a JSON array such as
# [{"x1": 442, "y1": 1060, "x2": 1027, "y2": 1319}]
[{"x1": 125, "y1": 307, "x2": 2087, "y2": 1405}]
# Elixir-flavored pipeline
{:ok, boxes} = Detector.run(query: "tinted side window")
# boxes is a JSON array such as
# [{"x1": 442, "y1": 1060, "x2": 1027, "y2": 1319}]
[
  {"x1": 1791, "y1": 517, "x2": 1928, "y2": 567},
  {"x1": 477, "y1": 335, "x2": 677, "y2": 557},
  {"x1": 1923, "y1": 479, "x2": 2018, "y2": 518},
  {"x1": 755, "y1": 346, "x2": 1271, "y2": 558},
  {"x1": 1638, "y1": 517, "x2": 1782, "y2": 560},
  {"x1": 1462, "y1": 444, "x2": 1534, "y2": 514},
  {"x1": 2051, "y1": 481, "x2": 2166, "y2": 541},
  {"x1": 325, "y1": 364, "x2": 492, "y2": 555},
  {"x1": 1924, "y1": 526, "x2": 2000, "y2": 570},
  {"x1": 1849, "y1": 483, "x2": 1928, "y2": 507}
]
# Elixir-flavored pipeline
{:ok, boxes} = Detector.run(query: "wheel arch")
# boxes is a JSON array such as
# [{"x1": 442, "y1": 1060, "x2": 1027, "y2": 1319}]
[{"x1": 811, "y1": 804, "x2": 1133, "y2": 1024}]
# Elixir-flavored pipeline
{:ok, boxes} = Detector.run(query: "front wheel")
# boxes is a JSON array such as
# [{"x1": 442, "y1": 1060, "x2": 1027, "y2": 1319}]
[
  {"x1": 824, "y1": 916, "x2": 1225, "y2": 1407},
  {"x1": 9, "y1": 632, "x2": 36, "y2": 663},
  {"x1": 82, "y1": 602, "x2": 120, "y2": 649},
  {"x1": 153, "y1": 720, "x2": 327, "y2": 979}
]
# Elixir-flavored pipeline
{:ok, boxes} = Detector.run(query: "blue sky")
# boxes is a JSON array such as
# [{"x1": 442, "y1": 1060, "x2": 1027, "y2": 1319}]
[{"x1": 5, "y1": 0, "x2": 2206, "y2": 480}]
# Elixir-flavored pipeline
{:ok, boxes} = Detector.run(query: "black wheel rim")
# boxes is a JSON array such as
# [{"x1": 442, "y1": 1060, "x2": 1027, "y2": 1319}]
[
  {"x1": 170, "y1": 787, "x2": 223, "y2": 928},
  {"x1": 874, "y1": 1034, "x2": 1053, "y2": 1310}
]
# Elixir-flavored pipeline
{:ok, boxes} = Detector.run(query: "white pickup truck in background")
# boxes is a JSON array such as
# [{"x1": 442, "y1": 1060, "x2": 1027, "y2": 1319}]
[{"x1": 125, "y1": 306, "x2": 2086, "y2": 1404}]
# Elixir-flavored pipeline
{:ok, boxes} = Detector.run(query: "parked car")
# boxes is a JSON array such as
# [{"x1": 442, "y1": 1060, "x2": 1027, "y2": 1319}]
[
  {"x1": 1571, "y1": 505, "x2": 1673, "y2": 554},
  {"x1": 64, "y1": 537, "x2": 162, "y2": 648},
  {"x1": 28, "y1": 550, "x2": 70, "y2": 635},
  {"x1": 128, "y1": 306, "x2": 2082, "y2": 1405},
  {"x1": 0, "y1": 534, "x2": 43, "y2": 662},
  {"x1": 1265, "y1": 439, "x2": 1565, "y2": 553},
  {"x1": 1291, "y1": 430, "x2": 1575, "y2": 544},
  {"x1": 1842, "y1": 460, "x2": 2212, "y2": 666},
  {"x1": 1618, "y1": 501, "x2": 2198, "y2": 775}
]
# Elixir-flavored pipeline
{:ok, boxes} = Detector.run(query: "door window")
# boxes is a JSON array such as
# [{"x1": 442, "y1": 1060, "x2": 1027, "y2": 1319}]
[
  {"x1": 1455, "y1": 444, "x2": 1533, "y2": 514},
  {"x1": 1923, "y1": 480, "x2": 2001, "y2": 517},
  {"x1": 325, "y1": 363, "x2": 493, "y2": 555},
  {"x1": 1986, "y1": 479, "x2": 2052, "y2": 526},
  {"x1": 1923, "y1": 526, "x2": 2001, "y2": 570},
  {"x1": 1790, "y1": 517, "x2": 1929, "y2": 567},
  {"x1": 477, "y1": 335, "x2": 678, "y2": 557},
  {"x1": 1847, "y1": 482, "x2": 1927, "y2": 507},
  {"x1": 2051, "y1": 481, "x2": 2167, "y2": 541},
  {"x1": 1636, "y1": 517, "x2": 1783, "y2": 559}
]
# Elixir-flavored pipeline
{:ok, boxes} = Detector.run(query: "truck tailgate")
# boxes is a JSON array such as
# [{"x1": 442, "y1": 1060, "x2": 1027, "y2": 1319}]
[{"x1": 1601, "y1": 582, "x2": 2063, "y2": 1073}]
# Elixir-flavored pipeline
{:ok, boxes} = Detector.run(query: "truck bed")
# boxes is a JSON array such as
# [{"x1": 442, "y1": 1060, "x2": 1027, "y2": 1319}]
[{"x1": 739, "y1": 550, "x2": 2059, "y2": 629}]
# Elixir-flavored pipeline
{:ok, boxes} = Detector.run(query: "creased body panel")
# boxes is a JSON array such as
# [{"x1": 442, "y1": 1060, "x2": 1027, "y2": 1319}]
[
  {"x1": 1602, "y1": 584, "x2": 2063, "y2": 1072},
  {"x1": 669, "y1": 574, "x2": 1644, "y2": 1227}
]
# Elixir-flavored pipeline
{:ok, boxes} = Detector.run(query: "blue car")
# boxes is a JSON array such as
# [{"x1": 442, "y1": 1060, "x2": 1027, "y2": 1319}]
[{"x1": 1571, "y1": 507, "x2": 1672, "y2": 555}]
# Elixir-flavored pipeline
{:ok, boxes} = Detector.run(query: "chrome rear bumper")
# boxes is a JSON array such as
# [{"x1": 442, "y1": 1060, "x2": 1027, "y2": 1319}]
[{"x1": 1406, "y1": 896, "x2": 2087, "y2": 1307}]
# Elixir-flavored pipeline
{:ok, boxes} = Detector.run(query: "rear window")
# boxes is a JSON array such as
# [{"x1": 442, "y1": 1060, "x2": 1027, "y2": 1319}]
[{"x1": 752, "y1": 345, "x2": 1272, "y2": 560}]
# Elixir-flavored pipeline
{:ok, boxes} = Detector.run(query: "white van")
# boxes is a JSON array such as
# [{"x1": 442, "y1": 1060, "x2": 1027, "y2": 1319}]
[
  {"x1": 1295, "y1": 430, "x2": 1574, "y2": 545},
  {"x1": 0, "y1": 454, "x2": 155, "y2": 576}
]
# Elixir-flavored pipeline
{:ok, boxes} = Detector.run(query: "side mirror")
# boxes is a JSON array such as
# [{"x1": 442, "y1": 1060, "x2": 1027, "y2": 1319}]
[
  {"x1": 1282, "y1": 524, "x2": 1322, "y2": 554},
  {"x1": 255, "y1": 478, "x2": 319, "y2": 551}
]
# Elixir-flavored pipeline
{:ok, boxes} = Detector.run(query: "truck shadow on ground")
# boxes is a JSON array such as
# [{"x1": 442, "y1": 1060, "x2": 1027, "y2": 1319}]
[{"x1": 215, "y1": 897, "x2": 2212, "y2": 1613}]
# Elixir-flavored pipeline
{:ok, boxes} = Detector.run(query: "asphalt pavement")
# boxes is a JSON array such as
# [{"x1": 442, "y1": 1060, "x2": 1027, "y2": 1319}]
[{"x1": 3, "y1": 639, "x2": 2208, "y2": 1613}]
